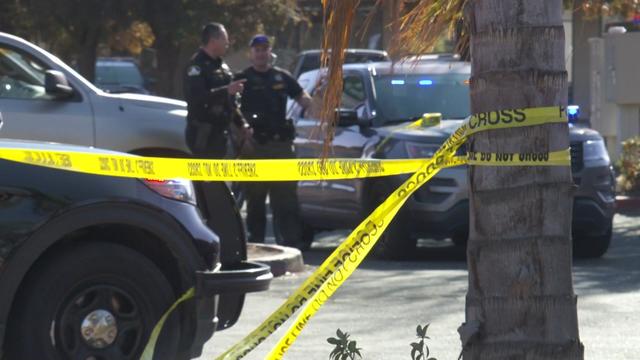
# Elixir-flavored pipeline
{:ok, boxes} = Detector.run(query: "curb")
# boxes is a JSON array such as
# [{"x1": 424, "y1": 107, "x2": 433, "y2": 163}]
[
  {"x1": 247, "y1": 243, "x2": 305, "y2": 277},
  {"x1": 616, "y1": 195, "x2": 640, "y2": 214}
]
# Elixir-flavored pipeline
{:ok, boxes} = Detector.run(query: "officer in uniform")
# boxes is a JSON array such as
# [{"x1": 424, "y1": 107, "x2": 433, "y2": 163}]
[
  {"x1": 184, "y1": 22, "x2": 251, "y2": 158},
  {"x1": 235, "y1": 34, "x2": 312, "y2": 247},
  {"x1": 183, "y1": 23, "x2": 253, "y2": 273}
]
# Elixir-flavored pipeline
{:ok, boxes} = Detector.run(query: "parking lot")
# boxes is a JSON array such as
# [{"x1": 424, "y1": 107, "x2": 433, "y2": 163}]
[{"x1": 201, "y1": 213, "x2": 640, "y2": 359}]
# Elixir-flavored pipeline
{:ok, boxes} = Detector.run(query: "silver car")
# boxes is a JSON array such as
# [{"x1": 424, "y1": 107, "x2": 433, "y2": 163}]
[{"x1": 0, "y1": 32, "x2": 189, "y2": 157}]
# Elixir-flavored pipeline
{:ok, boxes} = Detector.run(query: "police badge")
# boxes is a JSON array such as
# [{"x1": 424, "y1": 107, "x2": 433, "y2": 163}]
[{"x1": 187, "y1": 66, "x2": 201, "y2": 76}]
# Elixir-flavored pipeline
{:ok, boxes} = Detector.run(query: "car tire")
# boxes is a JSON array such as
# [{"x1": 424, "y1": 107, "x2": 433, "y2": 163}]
[
  {"x1": 451, "y1": 230, "x2": 469, "y2": 248},
  {"x1": 6, "y1": 242, "x2": 180, "y2": 360},
  {"x1": 299, "y1": 222, "x2": 316, "y2": 251},
  {"x1": 574, "y1": 223, "x2": 613, "y2": 258},
  {"x1": 369, "y1": 182, "x2": 416, "y2": 260}
]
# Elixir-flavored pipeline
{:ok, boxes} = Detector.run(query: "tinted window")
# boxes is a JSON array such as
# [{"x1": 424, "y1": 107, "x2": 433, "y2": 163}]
[
  {"x1": 0, "y1": 46, "x2": 53, "y2": 100},
  {"x1": 373, "y1": 74, "x2": 470, "y2": 121},
  {"x1": 299, "y1": 54, "x2": 321, "y2": 77},
  {"x1": 95, "y1": 62, "x2": 144, "y2": 87},
  {"x1": 341, "y1": 75, "x2": 366, "y2": 110}
]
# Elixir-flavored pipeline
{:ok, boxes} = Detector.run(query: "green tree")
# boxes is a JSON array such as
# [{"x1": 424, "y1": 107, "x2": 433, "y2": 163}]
[
  {"x1": 0, "y1": 0, "x2": 32, "y2": 36},
  {"x1": 1, "y1": 0, "x2": 303, "y2": 94},
  {"x1": 16, "y1": 0, "x2": 136, "y2": 81},
  {"x1": 138, "y1": 0, "x2": 304, "y2": 97}
]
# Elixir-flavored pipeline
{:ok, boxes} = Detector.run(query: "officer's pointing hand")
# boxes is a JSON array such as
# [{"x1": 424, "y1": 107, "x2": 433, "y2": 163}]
[{"x1": 227, "y1": 79, "x2": 247, "y2": 95}]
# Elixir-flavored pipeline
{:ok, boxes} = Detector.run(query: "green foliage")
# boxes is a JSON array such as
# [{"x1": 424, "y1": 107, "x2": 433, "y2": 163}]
[
  {"x1": 0, "y1": 0, "x2": 304, "y2": 94},
  {"x1": 327, "y1": 329, "x2": 362, "y2": 360},
  {"x1": 410, "y1": 324, "x2": 437, "y2": 360},
  {"x1": 616, "y1": 136, "x2": 640, "y2": 195}
]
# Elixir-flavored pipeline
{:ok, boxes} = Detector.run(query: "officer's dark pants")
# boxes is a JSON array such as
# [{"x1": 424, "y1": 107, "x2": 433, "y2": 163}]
[
  {"x1": 185, "y1": 123, "x2": 228, "y2": 158},
  {"x1": 245, "y1": 141, "x2": 302, "y2": 247}
]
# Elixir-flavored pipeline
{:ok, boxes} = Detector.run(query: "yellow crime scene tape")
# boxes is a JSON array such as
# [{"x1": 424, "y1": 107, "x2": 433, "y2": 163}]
[
  {"x1": 0, "y1": 106, "x2": 570, "y2": 360},
  {"x1": 0, "y1": 148, "x2": 434, "y2": 181}
]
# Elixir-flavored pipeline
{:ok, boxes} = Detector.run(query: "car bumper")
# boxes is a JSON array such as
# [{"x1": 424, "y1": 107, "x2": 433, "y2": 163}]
[
  {"x1": 189, "y1": 261, "x2": 272, "y2": 357},
  {"x1": 572, "y1": 197, "x2": 615, "y2": 236},
  {"x1": 400, "y1": 165, "x2": 615, "y2": 240}
]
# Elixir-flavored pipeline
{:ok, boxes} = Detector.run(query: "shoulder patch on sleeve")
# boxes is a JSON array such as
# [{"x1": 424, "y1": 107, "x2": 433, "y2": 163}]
[{"x1": 187, "y1": 65, "x2": 201, "y2": 76}]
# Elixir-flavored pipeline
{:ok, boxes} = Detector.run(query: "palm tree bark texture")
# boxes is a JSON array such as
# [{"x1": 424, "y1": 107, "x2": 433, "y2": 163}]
[{"x1": 462, "y1": 0, "x2": 584, "y2": 359}]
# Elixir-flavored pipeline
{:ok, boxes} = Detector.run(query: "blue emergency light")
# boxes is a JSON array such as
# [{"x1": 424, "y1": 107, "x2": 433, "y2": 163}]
[
  {"x1": 391, "y1": 79, "x2": 405, "y2": 85},
  {"x1": 567, "y1": 105, "x2": 579, "y2": 122},
  {"x1": 418, "y1": 79, "x2": 434, "y2": 86}
]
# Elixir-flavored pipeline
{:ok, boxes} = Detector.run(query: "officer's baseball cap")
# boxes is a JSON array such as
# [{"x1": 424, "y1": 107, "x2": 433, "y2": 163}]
[{"x1": 249, "y1": 34, "x2": 270, "y2": 47}]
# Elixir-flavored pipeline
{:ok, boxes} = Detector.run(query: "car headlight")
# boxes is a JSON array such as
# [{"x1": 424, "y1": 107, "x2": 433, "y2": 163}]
[
  {"x1": 405, "y1": 142, "x2": 440, "y2": 158},
  {"x1": 142, "y1": 178, "x2": 197, "y2": 205},
  {"x1": 583, "y1": 139, "x2": 610, "y2": 167}
]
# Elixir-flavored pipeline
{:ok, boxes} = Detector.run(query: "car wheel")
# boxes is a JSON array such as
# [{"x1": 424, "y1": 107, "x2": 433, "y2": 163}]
[
  {"x1": 369, "y1": 182, "x2": 416, "y2": 260},
  {"x1": 574, "y1": 223, "x2": 613, "y2": 258},
  {"x1": 451, "y1": 230, "x2": 469, "y2": 248},
  {"x1": 299, "y1": 222, "x2": 316, "y2": 251},
  {"x1": 7, "y1": 242, "x2": 180, "y2": 360}
]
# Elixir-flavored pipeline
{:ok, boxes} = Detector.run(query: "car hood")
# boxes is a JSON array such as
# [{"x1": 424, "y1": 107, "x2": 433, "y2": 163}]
[
  {"x1": 376, "y1": 119, "x2": 602, "y2": 143},
  {"x1": 104, "y1": 93, "x2": 187, "y2": 111},
  {"x1": 0, "y1": 138, "x2": 124, "y2": 155},
  {"x1": 376, "y1": 119, "x2": 465, "y2": 143}
]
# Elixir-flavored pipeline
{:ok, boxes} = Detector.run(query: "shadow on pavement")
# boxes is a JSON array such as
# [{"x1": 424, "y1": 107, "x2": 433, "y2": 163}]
[
  {"x1": 573, "y1": 213, "x2": 640, "y2": 293},
  {"x1": 302, "y1": 230, "x2": 467, "y2": 272},
  {"x1": 300, "y1": 214, "x2": 640, "y2": 282}
]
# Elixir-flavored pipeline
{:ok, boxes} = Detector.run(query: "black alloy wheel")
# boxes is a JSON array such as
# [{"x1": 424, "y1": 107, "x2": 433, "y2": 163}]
[{"x1": 7, "y1": 242, "x2": 180, "y2": 360}]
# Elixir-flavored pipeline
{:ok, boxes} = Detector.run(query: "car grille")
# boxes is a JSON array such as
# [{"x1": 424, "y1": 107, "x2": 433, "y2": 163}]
[{"x1": 570, "y1": 142, "x2": 584, "y2": 174}]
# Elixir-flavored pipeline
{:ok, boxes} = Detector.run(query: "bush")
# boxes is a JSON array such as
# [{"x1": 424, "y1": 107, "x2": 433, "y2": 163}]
[{"x1": 616, "y1": 136, "x2": 640, "y2": 195}]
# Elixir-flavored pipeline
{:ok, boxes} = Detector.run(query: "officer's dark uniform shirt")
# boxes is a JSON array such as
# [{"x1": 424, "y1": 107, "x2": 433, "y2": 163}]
[
  {"x1": 235, "y1": 66, "x2": 302, "y2": 142},
  {"x1": 183, "y1": 49, "x2": 244, "y2": 156}
]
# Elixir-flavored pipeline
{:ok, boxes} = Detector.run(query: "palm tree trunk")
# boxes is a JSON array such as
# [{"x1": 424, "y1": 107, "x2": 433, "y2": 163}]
[{"x1": 463, "y1": 0, "x2": 583, "y2": 358}]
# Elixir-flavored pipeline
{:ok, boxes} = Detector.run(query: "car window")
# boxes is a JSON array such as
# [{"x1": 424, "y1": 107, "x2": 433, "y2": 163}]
[
  {"x1": 0, "y1": 46, "x2": 53, "y2": 100},
  {"x1": 341, "y1": 75, "x2": 366, "y2": 110},
  {"x1": 373, "y1": 73, "x2": 470, "y2": 121},
  {"x1": 302, "y1": 74, "x2": 327, "y2": 120},
  {"x1": 95, "y1": 62, "x2": 144, "y2": 87},
  {"x1": 299, "y1": 54, "x2": 321, "y2": 77}
]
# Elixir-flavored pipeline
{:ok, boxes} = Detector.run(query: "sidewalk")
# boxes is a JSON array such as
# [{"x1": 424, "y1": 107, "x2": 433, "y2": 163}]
[{"x1": 247, "y1": 243, "x2": 305, "y2": 277}]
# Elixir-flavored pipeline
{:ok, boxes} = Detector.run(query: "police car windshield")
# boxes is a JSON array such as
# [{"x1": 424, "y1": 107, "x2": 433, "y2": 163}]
[{"x1": 373, "y1": 74, "x2": 470, "y2": 123}]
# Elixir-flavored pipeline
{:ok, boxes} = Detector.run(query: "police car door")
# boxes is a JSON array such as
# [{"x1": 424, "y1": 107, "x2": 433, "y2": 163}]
[
  {"x1": 320, "y1": 72, "x2": 371, "y2": 225},
  {"x1": 0, "y1": 43, "x2": 93, "y2": 146},
  {"x1": 293, "y1": 70, "x2": 328, "y2": 226}
]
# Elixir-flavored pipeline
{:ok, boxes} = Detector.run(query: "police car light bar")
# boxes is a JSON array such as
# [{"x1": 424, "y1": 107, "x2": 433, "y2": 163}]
[{"x1": 568, "y1": 105, "x2": 579, "y2": 122}]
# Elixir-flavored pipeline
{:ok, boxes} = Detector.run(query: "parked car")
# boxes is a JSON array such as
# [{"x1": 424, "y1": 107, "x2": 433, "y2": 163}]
[
  {"x1": 95, "y1": 57, "x2": 152, "y2": 94},
  {"x1": 0, "y1": 139, "x2": 271, "y2": 359},
  {"x1": 290, "y1": 48, "x2": 390, "y2": 79},
  {"x1": 0, "y1": 32, "x2": 188, "y2": 157},
  {"x1": 290, "y1": 60, "x2": 616, "y2": 259}
]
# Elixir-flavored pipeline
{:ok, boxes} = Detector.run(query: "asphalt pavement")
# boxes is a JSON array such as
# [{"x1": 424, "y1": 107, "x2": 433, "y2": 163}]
[{"x1": 199, "y1": 213, "x2": 640, "y2": 359}]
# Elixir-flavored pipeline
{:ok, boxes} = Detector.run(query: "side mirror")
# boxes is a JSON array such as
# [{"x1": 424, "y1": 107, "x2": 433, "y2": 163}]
[
  {"x1": 336, "y1": 108, "x2": 359, "y2": 127},
  {"x1": 45, "y1": 70, "x2": 74, "y2": 98}
]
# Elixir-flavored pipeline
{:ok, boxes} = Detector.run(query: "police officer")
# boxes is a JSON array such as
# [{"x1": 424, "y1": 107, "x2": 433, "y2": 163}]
[
  {"x1": 236, "y1": 34, "x2": 312, "y2": 247},
  {"x1": 184, "y1": 22, "x2": 251, "y2": 158},
  {"x1": 183, "y1": 23, "x2": 253, "y2": 262}
]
